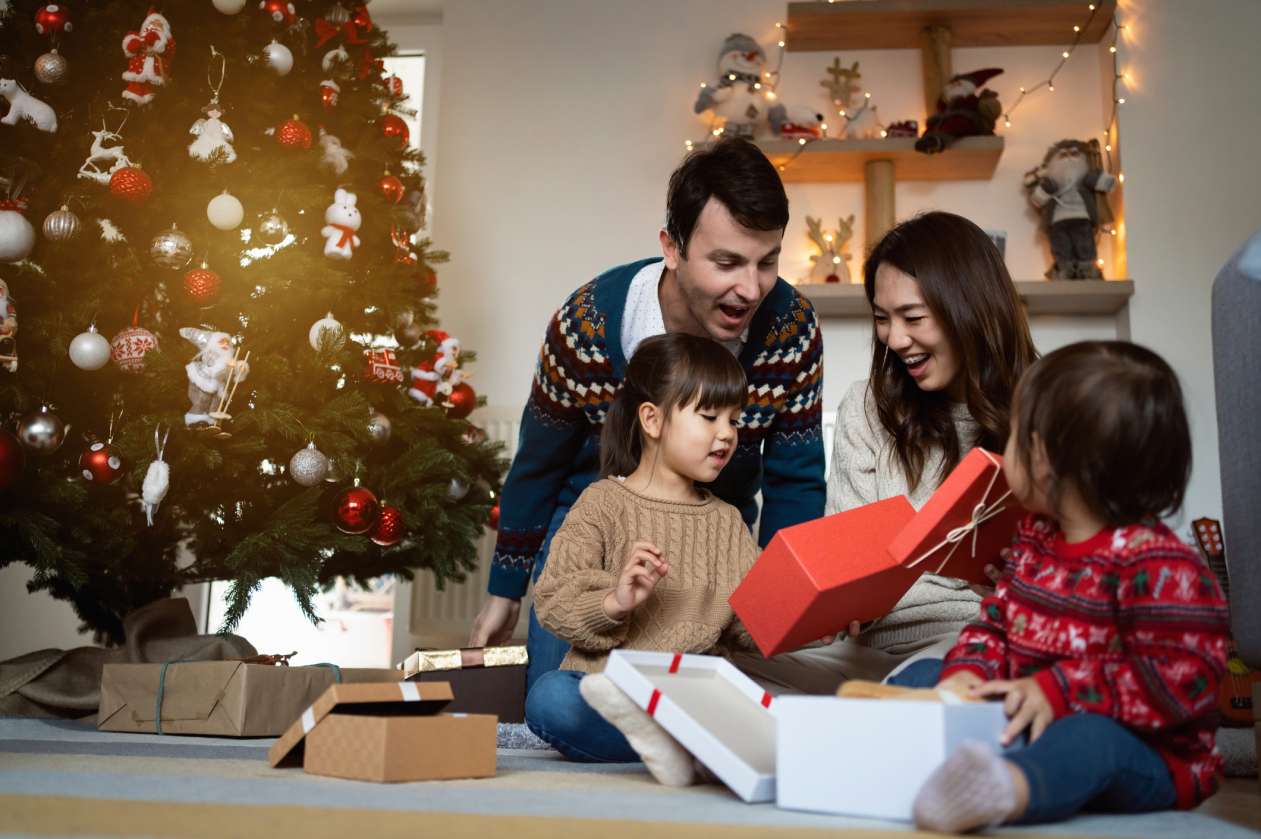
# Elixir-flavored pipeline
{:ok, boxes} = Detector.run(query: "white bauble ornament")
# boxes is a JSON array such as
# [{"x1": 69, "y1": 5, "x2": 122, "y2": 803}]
[
  {"x1": 207, "y1": 191, "x2": 244, "y2": 230},
  {"x1": 262, "y1": 40, "x2": 293, "y2": 76},
  {"x1": 0, "y1": 208, "x2": 36, "y2": 263},
  {"x1": 69, "y1": 324, "x2": 111, "y2": 370},
  {"x1": 289, "y1": 441, "x2": 330, "y2": 486},
  {"x1": 308, "y1": 312, "x2": 345, "y2": 351},
  {"x1": 212, "y1": 0, "x2": 248, "y2": 13}
]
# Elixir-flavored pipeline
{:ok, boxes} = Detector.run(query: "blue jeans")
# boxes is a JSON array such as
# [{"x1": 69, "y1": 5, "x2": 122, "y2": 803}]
[
  {"x1": 887, "y1": 659, "x2": 1177, "y2": 824},
  {"x1": 524, "y1": 669, "x2": 640, "y2": 762},
  {"x1": 525, "y1": 508, "x2": 572, "y2": 695}
]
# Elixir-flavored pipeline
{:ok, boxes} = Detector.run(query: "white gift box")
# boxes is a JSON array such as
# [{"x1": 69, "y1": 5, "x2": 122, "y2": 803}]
[
  {"x1": 602, "y1": 650, "x2": 776, "y2": 803},
  {"x1": 773, "y1": 695, "x2": 1007, "y2": 821}
]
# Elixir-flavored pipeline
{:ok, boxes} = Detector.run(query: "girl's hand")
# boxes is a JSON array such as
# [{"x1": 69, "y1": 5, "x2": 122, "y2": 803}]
[
  {"x1": 603, "y1": 542, "x2": 668, "y2": 620},
  {"x1": 936, "y1": 670, "x2": 984, "y2": 699},
  {"x1": 974, "y1": 677, "x2": 1055, "y2": 745},
  {"x1": 968, "y1": 548, "x2": 1009, "y2": 598}
]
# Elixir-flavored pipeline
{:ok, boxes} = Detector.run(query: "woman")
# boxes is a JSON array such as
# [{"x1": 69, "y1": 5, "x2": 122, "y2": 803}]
[{"x1": 735, "y1": 211, "x2": 1038, "y2": 693}]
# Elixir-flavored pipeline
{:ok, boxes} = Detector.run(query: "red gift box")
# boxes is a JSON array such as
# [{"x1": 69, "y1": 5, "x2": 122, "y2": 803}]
[
  {"x1": 729, "y1": 496, "x2": 919, "y2": 658},
  {"x1": 885, "y1": 448, "x2": 1024, "y2": 585}
]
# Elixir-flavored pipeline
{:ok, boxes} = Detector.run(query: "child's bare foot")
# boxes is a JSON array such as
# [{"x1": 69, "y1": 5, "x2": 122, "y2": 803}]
[
  {"x1": 912, "y1": 741, "x2": 1022, "y2": 833},
  {"x1": 579, "y1": 673, "x2": 696, "y2": 786}
]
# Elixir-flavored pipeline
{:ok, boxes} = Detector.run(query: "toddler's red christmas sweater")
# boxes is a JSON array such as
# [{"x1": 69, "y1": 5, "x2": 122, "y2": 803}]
[{"x1": 941, "y1": 515, "x2": 1231, "y2": 808}]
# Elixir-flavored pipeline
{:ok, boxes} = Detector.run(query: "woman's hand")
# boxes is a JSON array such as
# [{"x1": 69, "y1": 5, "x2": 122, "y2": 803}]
[
  {"x1": 603, "y1": 542, "x2": 668, "y2": 620},
  {"x1": 974, "y1": 677, "x2": 1055, "y2": 745}
]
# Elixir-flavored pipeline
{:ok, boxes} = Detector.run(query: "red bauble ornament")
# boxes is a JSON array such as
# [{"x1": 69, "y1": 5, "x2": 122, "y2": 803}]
[
  {"x1": 369, "y1": 504, "x2": 404, "y2": 546},
  {"x1": 79, "y1": 441, "x2": 124, "y2": 484},
  {"x1": 109, "y1": 167, "x2": 153, "y2": 204},
  {"x1": 35, "y1": 4, "x2": 72, "y2": 36},
  {"x1": 111, "y1": 311, "x2": 158, "y2": 373},
  {"x1": 446, "y1": 382, "x2": 477, "y2": 419},
  {"x1": 276, "y1": 117, "x2": 313, "y2": 149},
  {"x1": 377, "y1": 173, "x2": 405, "y2": 204},
  {"x1": 487, "y1": 503, "x2": 500, "y2": 531},
  {"x1": 334, "y1": 485, "x2": 379, "y2": 534},
  {"x1": 380, "y1": 114, "x2": 409, "y2": 149},
  {"x1": 184, "y1": 264, "x2": 222, "y2": 305},
  {"x1": 260, "y1": 0, "x2": 297, "y2": 25},
  {"x1": 419, "y1": 267, "x2": 438, "y2": 294},
  {"x1": 320, "y1": 80, "x2": 340, "y2": 110},
  {"x1": 0, "y1": 429, "x2": 23, "y2": 491}
]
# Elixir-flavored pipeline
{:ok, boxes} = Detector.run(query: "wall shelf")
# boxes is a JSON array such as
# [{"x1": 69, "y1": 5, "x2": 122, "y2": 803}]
[
  {"x1": 757, "y1": 136, "x2": 1003, "y2": 183},
  {"x1": 800, "y1": 279, "x2": 1134, "y2": 317},
  {"x1": 786, "y1": 0, "x2": 1117, "y2": 52}
]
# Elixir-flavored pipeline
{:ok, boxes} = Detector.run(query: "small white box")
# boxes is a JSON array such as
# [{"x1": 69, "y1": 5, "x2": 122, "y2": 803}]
[
  {"x1": 773, "y1": 696, "x2": 1007, "y2": 821},
  {"x1": 602, "y1": 650, "x2": 776, "y2": 803}
]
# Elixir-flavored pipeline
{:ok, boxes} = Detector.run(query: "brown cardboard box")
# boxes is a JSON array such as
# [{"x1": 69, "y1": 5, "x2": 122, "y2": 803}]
[
  {"x1": 97, "y1": 662, "x2": 401, "y2": 736},
  {"x1": 399, "y1": 646, "x2": 527, "y2": 723},
  {"x1": 269, "y1": 681, "x2": 497, "y2": 783}
]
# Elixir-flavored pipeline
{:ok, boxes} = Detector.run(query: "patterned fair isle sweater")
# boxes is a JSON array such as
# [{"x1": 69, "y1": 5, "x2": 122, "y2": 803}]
[
  {"x1": 941, "y1": 514, "x2": 1231, "y2": 809},
  {"x1": 488, "y1": 257, "x2": 826, "y2": 599},
  {"x1": 534, "y1": 478, "x2": 758, "y2": 673}
]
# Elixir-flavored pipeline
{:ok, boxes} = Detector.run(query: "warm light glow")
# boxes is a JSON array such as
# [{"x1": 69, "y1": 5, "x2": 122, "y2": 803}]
[
  {"x1": 777, "y1": 40, "x2": 785, "y2": 48},
  {"x1": 1110, "y1": 45, "x2": 1117, "y2": 53},
  {"x1": 1062, "y1": 51, "x2": 1070, "y2": 58},
  {"x1": 1049, "y1": 83, "x2": 1055, "y2": 92},
  {"x1": 832, "y1": 255, "x2": 841, "y2": 264},
  {"x1": 778, "y1": 165, "x2": 785, "y2": 172},
  {"x1": 820, "y1": 123, "x2": 829, "y2": 131},
  {"x1": 728, "y1": 74, "x2": 736, "y2": 81},
  {"x1": 879, "y1": 129, "x2": 888, "y2": 137},
  {"x1": 700, "y1": 82, "x2": 707, "y2": 88},
  {"x1": 1110, "y1": 228, "x2": 1118, "y2": 236},
  {"x1": 798, "y1": 138, "x2": 807, "y2": 145},
  {"x1": 1019, "y1": 86, "x2": 1026, "y2": 93},
  {"x1": 823, "y1": 233, "x2": 833, "y2": 242},
  {"x1": 1104, "y1": 143, "x2": 1112, "y2": 151},
  {"x1": 1096, "y1": 258, "x2": 1105, "y2": 266},
  {"x1": 1118, "y1": 172, "x2": 1125, "y2": 183},
  {"x1": 839, "y1": 109, "x2": 847, "y2": 116},
  {"x1": 766, "y1": 91, "x2": 777, "y2": 100},
  {"x1": 712, "y1": 128, "x2": 723, "y2": 136},
  {"x1": 1089, "y1": 3, "x2": 1095, "y2": 9},
  {"x1": 754, "y1": 82, "x2": 762, "y2": 89},
  {"x1": 1117, "y1": 97, "x2": 1126, "y2": 104},
  {"x1": 1004, "y1": 118, "x2": 1012, "y2": 127},
  {"x1": 1074, "y1": 25, "x2": 1081, "y2": 32},
  {"x1": 864, "y1": 92, "x2": 872, "y2": 99}
]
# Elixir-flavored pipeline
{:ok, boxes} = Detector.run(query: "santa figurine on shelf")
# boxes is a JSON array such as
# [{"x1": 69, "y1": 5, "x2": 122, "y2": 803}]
[
  {"x1": 122, "y1": 10, "x2": 175, "y2": 106},
  {"x1": 915, "y1": 67, "x2": 1002, "y2": 154},
  {"x1": 407, "y1": 329, "x2": 463, "y2": 406},
  {"x1": 1024, "y1": 139, "x2": 1117, "y2": 279}
]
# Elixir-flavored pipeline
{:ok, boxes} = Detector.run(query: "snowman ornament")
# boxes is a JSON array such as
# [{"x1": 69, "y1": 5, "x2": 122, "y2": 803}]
[
  {"x1": 321, "y1": 188, "x2": 361, "y2": 259},
  {"x1": 693, "y1": 33, "x2": 770, "y2": 139}
]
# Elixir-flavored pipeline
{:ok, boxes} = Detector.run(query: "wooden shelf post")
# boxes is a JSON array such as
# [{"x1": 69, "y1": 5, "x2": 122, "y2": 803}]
[
  {"x1": 864, "y1": 159, "x2": 896, "y2": 249},
  {"x1": 921, "y1": 24, "x2": 952, "y2": 120}
]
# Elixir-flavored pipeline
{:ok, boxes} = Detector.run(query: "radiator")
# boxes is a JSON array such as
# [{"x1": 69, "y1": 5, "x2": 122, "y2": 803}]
[{"x1": 405, "y1": 407, "x2": 841, "y2": 648}]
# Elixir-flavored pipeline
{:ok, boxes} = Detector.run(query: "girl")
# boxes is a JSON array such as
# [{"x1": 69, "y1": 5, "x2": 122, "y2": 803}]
[
  {"x1": 738, "y1": 211, "x2": 1039, "y2": 693},
  {"x1": 907, "y1": 341, "x2": 1231, "y2": 832},
  {"x1": 524, "y1": 332, "x2": 757, "y2": 778}
]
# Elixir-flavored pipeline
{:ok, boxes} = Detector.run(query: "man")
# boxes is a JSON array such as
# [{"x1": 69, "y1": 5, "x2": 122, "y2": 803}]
[{"x1": 469, "y1": 138, "x2": 826, "y2": 692}]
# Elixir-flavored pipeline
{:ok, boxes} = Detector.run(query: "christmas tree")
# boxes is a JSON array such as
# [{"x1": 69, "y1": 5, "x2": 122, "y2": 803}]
[{"x1": 0, "y1": 0, "x2": 503, "y2": 644}]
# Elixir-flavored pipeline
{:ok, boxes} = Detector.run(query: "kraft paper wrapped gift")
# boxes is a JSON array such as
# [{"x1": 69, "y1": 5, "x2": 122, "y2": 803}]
[
  {"x1": 885, "y1": 447, "x2": 1025, "y2": 585},
  {"x1": 729, "y1": 496, "x2": 919, "y2": 657},
  {"x1": 398, "y1": 645, "x2": 527, "y2": 723},
  {"x1": 97, "y1": 660, "x2": 401, "y2": 736},
  {"x1": 773, "y1": 686, "x2": 1007, "y2": 821},
  {"x1": 268, "y1": 681, "x2": 497, "y2": 783},
  {"x1": 603, "y1": 650, "x2": 776, "y2": 802}
]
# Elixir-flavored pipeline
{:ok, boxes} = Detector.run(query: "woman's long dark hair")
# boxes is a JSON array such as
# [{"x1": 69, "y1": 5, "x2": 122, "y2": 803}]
[
  {"x1": 600, "y1": 333, "x2": 747, "y2": 478},
  {"x1": 864, "y1": 211, "x2": 1038, "y2": 491}
]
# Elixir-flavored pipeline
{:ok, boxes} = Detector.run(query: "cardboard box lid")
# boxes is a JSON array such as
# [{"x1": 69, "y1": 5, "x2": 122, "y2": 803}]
[
  {"x1": 268, "y1": 681, "x2": 454, "y2": 768},
  {"x1": 100, "y1": 661, "x2": 242, "y2": 724},
  {"x1": 603, "y1": 650, "x2": 776, "y2": 803},
  {"x1": 886, "y1": 447, "x2": 1025, "y2": 585}
]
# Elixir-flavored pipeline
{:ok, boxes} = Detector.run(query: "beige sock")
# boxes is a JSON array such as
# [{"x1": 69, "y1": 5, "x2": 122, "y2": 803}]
[
  {"x1": 912, "y1": 741, "x2": 1018, "y2": 834},
  {"x1": 579, "y1": 673, "x2": 696, "y2": 786}
]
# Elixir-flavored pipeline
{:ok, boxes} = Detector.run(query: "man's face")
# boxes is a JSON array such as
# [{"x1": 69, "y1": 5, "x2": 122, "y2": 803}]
[{"x1": 661, "y1": 198, "x2": 782, "y2": 342}]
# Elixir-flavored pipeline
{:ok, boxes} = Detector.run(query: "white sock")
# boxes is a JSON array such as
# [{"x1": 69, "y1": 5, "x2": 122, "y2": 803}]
[
  {"x1": 912, "y1": 741, "x2": 1019, "y2": 834},
  {"x1": 579, "y1": 673, "x2": 696, "y2": 786}
]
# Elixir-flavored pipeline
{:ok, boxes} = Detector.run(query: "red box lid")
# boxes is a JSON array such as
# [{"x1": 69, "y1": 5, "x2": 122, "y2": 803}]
[
  {"x1": 885, "y1": 448, "x2": 1025, "y2": 585},
  {"x1": 729, "y1": 496, "x2": 918, "y2": 657}
]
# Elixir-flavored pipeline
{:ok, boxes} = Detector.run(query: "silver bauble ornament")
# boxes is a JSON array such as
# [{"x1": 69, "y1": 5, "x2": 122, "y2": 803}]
[
  {"x1": 150, "y1": 224, "x2": 193, "y2": 269},
  {"x1": 17, "y1": 407, "x2": 67, "y2": 453},
  {"x1": 262, "y1": 40, "x2": 294, "y2": 76},
  {"x1": 69, "y1": 324, "x2": 111, "y2": 370},
  {"x1": 393, "y1": 309, "x2": 423, "y2": 349},
  {"x1": 366, "y1": 412, "x2": 391, "y2": 445},
  {"x1": 323, "y1": 456, "x2": 346, "y2": 483},
  {"x1": 34, "y1": 49, "x2": 69, "y2": 84},
  {"x1": 289, "y1": 441, "x2": 330, "y2": 486},
  {"x1": 323, "y1": 3, "x2": 350, "y2": 25},
  {"x1": 447, "y1": 478, "x2": 470, "y2": 501},
  {"x1": 42, "y1": 204, "x2": 81, "y2": 241},
  {"x1": 256, "y1": 209, "x2": 290, "y2": 245}
]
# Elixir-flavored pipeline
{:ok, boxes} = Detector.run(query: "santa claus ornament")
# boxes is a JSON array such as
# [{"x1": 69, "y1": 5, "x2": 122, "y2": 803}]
[
  {"x1": 121, "y1": 10, "x2": 175, "y2": 106},
  {"x1": 179, "y1": 327, "x2": 250, "y2": 430},
  {"x1": 915, "y1": 67, "x2": 1003, "y2": 154}
]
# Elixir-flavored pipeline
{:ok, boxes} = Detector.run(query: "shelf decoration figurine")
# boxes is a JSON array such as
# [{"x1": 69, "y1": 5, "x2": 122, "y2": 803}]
[
  {"x1": 694, "y1": 33, "x2": 771, "y2": 139},
  {"x1": 819, "y1": 58, "x2": 880, "y2": 139},
  {"x1": 805, "y1": 215, "x2": 855, "y2": 284},
  {"x1": 1023, "y1": 138, "x2": 1116, "y2": 280},
  {"x1": 915, "y1": 67, "x2": 1003, "y2": 154}
]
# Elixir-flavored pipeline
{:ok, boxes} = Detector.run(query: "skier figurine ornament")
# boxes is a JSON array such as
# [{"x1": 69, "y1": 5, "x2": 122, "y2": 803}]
[
  {"x1": 180, "y1": 327, "x2": 250, "y2": 432},
  {"x1": 1024, "y1": 138, "x2": 1117, "y2": 279}
]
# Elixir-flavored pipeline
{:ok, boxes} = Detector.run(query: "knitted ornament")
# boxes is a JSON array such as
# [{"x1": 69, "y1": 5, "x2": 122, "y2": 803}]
[
  {"x1": 276, "y1": 116, "x2": 313, "y2": 149},
  {"x1": 111, "y1": 311, "x2": 158, "y2": 373},
  {"x1": 184, "y1": 262, "x2": 222, "y2": 305},
  {"x1": 109, "y1": 166, "x2": 153, "y2": 203},
  {"x1": 368, "y1": 504, "x2": 404, "y2": 546}
]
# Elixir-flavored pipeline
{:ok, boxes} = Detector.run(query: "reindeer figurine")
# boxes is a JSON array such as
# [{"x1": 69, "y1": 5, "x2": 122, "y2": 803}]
[
  {"x1": 806, "y1": 214, "x2": 855, "y2": 284},
  {"x1": 820, "y1": 59, "x2": 880, "y2": 139},
  {"x1": 78, "y1": 124, "x2": 133, "y2": 185},
  {"x1": 0, "y1": 79, "x2": 57, "y2": 133}
]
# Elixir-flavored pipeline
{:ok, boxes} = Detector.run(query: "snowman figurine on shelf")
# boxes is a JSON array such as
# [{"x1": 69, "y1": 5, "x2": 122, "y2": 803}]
[{"x1": 694, "y1": 33, "x2": 770, "y2": 139}]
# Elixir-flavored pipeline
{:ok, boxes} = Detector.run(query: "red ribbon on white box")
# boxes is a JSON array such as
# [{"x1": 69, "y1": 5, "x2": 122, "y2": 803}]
[
  {"x1": 904, "y1": 450, "x2": 1012, "y2": 576},
  {"x1": 644, "y1": 652, "x2": 772, "y2": 717}
]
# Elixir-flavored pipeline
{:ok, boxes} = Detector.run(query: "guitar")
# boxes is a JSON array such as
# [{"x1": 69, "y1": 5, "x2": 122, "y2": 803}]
[{"x1": 1192, "y1": 517, "x2": 1260, "y2": 726}]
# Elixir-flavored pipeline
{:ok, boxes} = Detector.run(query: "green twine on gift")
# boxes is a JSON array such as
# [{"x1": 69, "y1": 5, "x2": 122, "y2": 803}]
[
  {"x1": 154, "y1": 658, "x2": 194, "y2": 736},
  {"x1": 311, "y1": 663, "x2": 343, "y2": 683}
]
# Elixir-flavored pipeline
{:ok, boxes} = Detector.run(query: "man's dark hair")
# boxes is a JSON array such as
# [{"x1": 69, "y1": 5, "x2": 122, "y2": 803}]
[
  {"x1": 664, "y1": 138, "x2": 789, "y2": 259},
  {"x1": 1014, "y1": 340, "x2": 1192, "y2": 525}
]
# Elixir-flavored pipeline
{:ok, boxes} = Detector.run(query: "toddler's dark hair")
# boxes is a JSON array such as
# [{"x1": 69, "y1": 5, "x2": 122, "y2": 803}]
[
  {"x1": 600, "y1": 333, "x2": 747, "y2": 477},
  {"x1": 1013, "y1": 340, "x2": 1191, "y2": 525}
]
